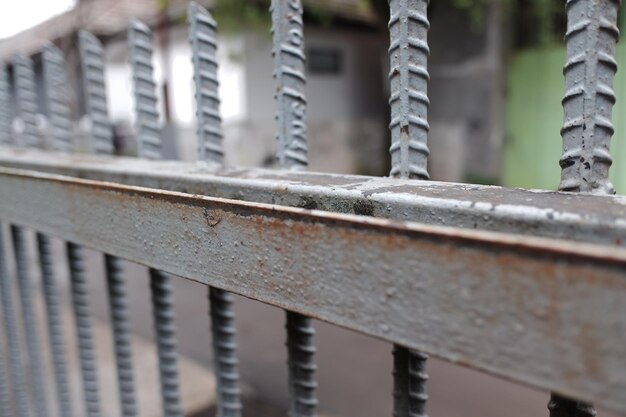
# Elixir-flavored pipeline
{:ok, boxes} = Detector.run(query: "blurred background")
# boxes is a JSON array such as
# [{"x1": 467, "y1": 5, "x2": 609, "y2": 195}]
[{"x1": 0, "y1": 1, "x2": 623, "y2": 417}]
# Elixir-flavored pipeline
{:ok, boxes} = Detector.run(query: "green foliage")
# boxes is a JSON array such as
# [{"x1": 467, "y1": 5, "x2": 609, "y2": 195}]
[{"x1": 211, "y1": 0, "x2": 271, "y2": 34}]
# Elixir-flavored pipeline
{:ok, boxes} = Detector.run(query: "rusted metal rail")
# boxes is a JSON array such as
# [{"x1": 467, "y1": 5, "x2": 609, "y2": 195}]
[
  {"x1": 1, "y1": 166, "x2": 626, "y2": 414},
  {"x1": 0, "y1": 0, "x2": 624, "y2": 416}
]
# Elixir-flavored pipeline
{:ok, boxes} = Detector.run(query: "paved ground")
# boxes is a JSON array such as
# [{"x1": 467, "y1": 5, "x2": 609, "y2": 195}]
[{"x1": 6, "y1": 234, "x2": 619, "y2": 417}]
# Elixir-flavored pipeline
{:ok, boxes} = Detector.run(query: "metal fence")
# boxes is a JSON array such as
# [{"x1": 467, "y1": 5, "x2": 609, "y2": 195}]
[{"x1": 0, "y1": 1, "x2": 624, "y2": 417}]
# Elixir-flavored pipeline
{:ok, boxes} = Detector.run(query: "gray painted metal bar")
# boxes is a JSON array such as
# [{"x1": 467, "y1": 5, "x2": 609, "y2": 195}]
[
  {"x1": 188, "y1": 4, "x2": 243, "y2": 417},
  {"x1": 270, "y1": 1, "x2": 317, "y2": 416},
  {"x1": 551, "y1": 0, "x2": 622, "y2": 414},
  {"x1": 0, "y1": 65, "x2": 30, "y2": 417},
  {"x1": 0, "y1": 167, "x2": 625, "y2": 414},
  {"x1": 41, "y1": 43, "x2": 74, "y2": 417},
  {"x1": 78, "y1": 31, "x2": 140, "y2": 417},
  {"x1": 128, "y1": 20, "x2": 183, "y2": 417},
  {"x1": 11, "y1": 55, "x2": 49, "y2": 417},
  {"x1": 388, "y1": 1, "x2": 431, "y2": 415},
  {"x1": 3, "y1": 149, "x2": 626, "y2": 248}
]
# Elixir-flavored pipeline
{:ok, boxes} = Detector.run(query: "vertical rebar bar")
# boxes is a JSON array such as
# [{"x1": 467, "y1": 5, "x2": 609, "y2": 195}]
[
  {"x1": 551, "y1": 0, "x2": 621, "y2": 414},
  {"x1": 559, "y1": 0, "x2": 620, "y2": 194},
  {"x1": 188, "y1": 4, "x2": 242, "y2": 417},
  {"x1": 11, "y1": 225, "x2": 48, "y2": 417},
  {"x1": 12, "y1": 54, "x2": 50, "y2": 417},
  {"x1": 78, "y1": 30, "x2": 138, "y2": 417},
  {"x1": 129, "y1": 20, "x2": 163, "y2": 161},
  {"x1": 40, "y1": 43, "x2": 75, "y2": 417},
  {"x1": 0, "y1": 65, "x2": 12, "y2": 145},
  {"x1": 0, "y1": 66, "x2": 13, "y2": 417},
  {"x1": 388, "y1": 1, "x2": 431, "y2": 417},
  {"x1": 13, "y1": 55, "x2": 40, "y2": 149},
  {"x1": 388, "y1": 0, "x2": 430, "y2": 180},
  {"x1": 0, "y1": 313, "x2": 11, "y2": 417},
  {"x1": 271, "y1": 0, "x2": 308, "y2": 170},
  {"x1": 43, "y1": 43, "x2": 73, "y2": 153},
  {"x1": 189, "y1": 2, "x2": 225, "y2": 165},
  {"x1": 67, "y1": 241, "x2": 100, "y2": 417},
  {"x1": 0, "y1": 226, "x2": 28, "y2": 417},
  {"x1": 105, "y1": 254, "x2": 138, "y2": 417},
  {"x1": 79, "y1": 31, "x2": 114, "y2": 155},
  {"x1": 270, "y1": 2, "x2": 317, "y2": 416},
  {"x1": 128, "y1": 20, "x2": 183, "y2": 417}
]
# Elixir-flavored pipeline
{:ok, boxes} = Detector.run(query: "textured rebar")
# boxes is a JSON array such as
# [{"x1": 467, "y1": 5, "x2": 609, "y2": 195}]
[
  {"x1": 40, "y1": 47, "x2": 75, "y2": 417},
  {"x1": 42, "y1": 43, "x2": 73, "y2": 153},
  {"x1": 104, "y1": 255, "x2": 138, "y2": 417},
  {"x1": 128, "y1": 20, "x2": 162, "y2": 161},
  {"x1": 271, "y1": 0, "x2": 308, "y2": 169},
  {"x1": 78, "y1": 30, "x2": 139, "y2": 417},
  {"x1": 0, "y1": 65, "x2": 12, "y2": 145},
  {"x1": 270, "y1": 2, "x2": 317, "y2": 415},
  {"x1": 549, "y1": 394, "x2": 597, "y2": 417},
  {"x1": 550, "y1": 0, "x2": 621, "y2": 413},
  {"x1": 37, "y1": 233, "x2": 73, "y2": 417},
  {"x1": 393, "y1": 346, "x2": 409, "y2": 417},
  {"x1": 388, "y1": 0, "x2": 430, "y2": 180},
  {"x1": 209, "y1": 288, "x2": 242, "y2": 417},
  {"x1": 408, "y1": 351, "x2": 428, "y2": 417},
  {"x1": 78, "y1": 31, "x2": 114, "y2": 155},
  {"x1": 188, "y1": 4, "x2": 243, "y2": 416},
  {"x1": 0, "y1": 341, "x2": 10, "y2": 417},
  {"x1": 150, "y1": 269, "x2": 183, "y2": 417},
  {"x1": 393, "y1": 347, "x2": 428, "y2": 417},
  {"x1": 67, "y1": 241, "x2": 101, "y2": 417},
  {"x1": 11, "y1": 225, "x2": 48, "y2": 417},
  {"x1": 559, "y1": 0, "x2": 620, "y2": 194},
  {"x1": 285, "y1": 313, "x2": 318, "y2": 417},
  {"x1": 13, "y1": 55, "x2": 39, "y2": 148},
  {"x1": 388, "y1": 2, "x2": 431, "y2": 416},
  {"x1": 0, "y1": 229, "x2": 28, "y2": 417},
  {"x1": 128, "y1": 20, "x2": 183, "y2": 417},
  {"x1": 189, "y1": 2, "x2": 224, "y2": 164}
]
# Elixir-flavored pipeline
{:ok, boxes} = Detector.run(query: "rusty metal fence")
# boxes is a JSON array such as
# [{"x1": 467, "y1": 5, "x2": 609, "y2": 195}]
[{"x1": 0, "y1": 1, "x2": 625, "y2": 417}]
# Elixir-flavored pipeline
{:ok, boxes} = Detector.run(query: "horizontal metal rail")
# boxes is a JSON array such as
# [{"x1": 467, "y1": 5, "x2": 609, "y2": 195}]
[
  {"x1": 1, "y1": 147, "x2": 625, "y2": 248},
  {"x1": 0, "y1": 165, "x2": 625, "y2": 414}
]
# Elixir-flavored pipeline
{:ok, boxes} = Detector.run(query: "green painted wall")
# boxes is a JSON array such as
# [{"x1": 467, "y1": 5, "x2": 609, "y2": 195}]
[{"x1": 504, "y1": 43, "x2": 626, "y2": 194}]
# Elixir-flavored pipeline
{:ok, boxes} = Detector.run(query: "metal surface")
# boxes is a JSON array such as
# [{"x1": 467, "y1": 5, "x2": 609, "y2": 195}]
[
  {"x1": 11, "y1": 225, "x2": 48, "y2": 417},
  {"x1": 0, "y1": 227, "x2": 30, "y2": 417},
  {"x1": 105, "y1": 254, "x2": 138, "y2": 417},
  {"x1": 13, "y1": 55, "x2": 39, "y2": 148},
  {"x1": 271, "y1": 0, "x2": 308, "y2": 169},
  {"x1": 0, "y1": 65, "x2": 11, "y2": 145},
  {"x1": 1, "y1": 167, "x2": 626, "y2": 413},
  {"x1": 42, "y1": 43, "x2": 73, "y2": 152},
  {"x1": 559, "y1": 0, "x2": 620, "y2": 194},
  {"x1": 189, "y1": 4, "x2": 242, "y2": 416},
  {"x1": 129, "y1": 21, "x2": 183, "y2": 417},
  {"x1": 388, "y1": 2, "x2": 431, "y2": 415},
  {"x1": 68, "y1": 241, "x2": 101, "y2": 417},
  {"x1": 552, "y1": 0, "x2": 622, "y2": 412},
  {"x1": 12, "y1": 54, "x2": 49, "y2": 417},
  {"x1": 189, "y1": 2, "x2": 224, "y2": 165},
  {"x1": 38, "y1": 233, "x2": 73, "y2": 417},
  {"x1": 129, "y1": 20, "x2": 162, "y2": 160},
  {"x1": 388, "y1": 0, "x2": 430, "y2": 180},
  {"x1": 6, "y1": 149, "x2": 626, "y2": 248},
  {"x1": 79, "y1": 30, "x2": 139, "y2": 417},
  {"x1": 271, "y1": 2, "x2": 317, "y2": 415},
  {"x1": 209, "y1": 287, "x2": 242, "y2": 417},
  {"x1": 78, "y1": 31, "x2": 113, "y2": 155},
  {"x1": 40, "y1": 43, "x2": 74, "y2": 417}
]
